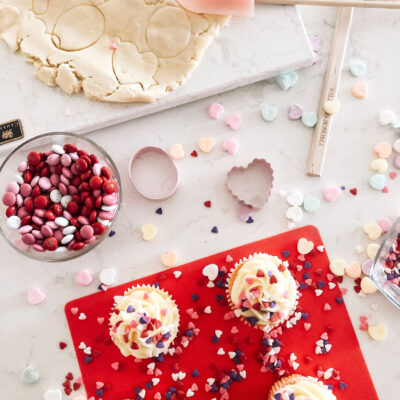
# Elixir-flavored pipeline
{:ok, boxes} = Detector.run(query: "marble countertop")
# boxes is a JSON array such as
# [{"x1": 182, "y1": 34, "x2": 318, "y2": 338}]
[{"x1": 1, "y1": 6, "x2": 399, "y2": 399}]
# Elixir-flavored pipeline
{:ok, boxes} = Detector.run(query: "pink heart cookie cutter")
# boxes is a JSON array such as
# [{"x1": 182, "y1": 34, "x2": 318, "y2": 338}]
[
  {"x1": 226, "y1": 158, "x2": 274, "y2": 209},
  {"x1": 129, "y1": 147, "x2": 179, "y2": 200}
]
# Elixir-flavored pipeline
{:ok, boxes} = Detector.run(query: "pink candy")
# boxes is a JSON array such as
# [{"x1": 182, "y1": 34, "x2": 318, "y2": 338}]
[{"x1": 2, "y1": 192, "x2": 16, "y2": 206}]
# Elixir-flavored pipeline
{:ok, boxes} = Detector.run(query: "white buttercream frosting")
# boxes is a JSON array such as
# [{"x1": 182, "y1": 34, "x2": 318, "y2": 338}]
[{"x1": 273, "y1": 377, "x2": 337, "y2": 400}]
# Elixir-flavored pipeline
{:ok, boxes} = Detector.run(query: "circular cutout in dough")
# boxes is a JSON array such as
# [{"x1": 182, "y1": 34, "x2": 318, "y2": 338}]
[
  {"x1": 52, "y1": 5, "x2": 105, "y2": 51},
  {"x1": 146, "y1": 6, "x2": 191, "y2": 58}
]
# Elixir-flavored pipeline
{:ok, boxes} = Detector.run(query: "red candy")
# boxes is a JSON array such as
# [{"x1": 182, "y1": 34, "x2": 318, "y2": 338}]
[
  {"x1": 27, "y1": 151, "x2": 41, "y2": 166},
  {"x1": 44, "y1": 237, "x2": 58, "y2": 251},
  {"x1": 89, "y1": 176, "x2": 103, "y2": 190},
  {"x1": 34, "y1": 195, "x2": 48, "y2": 209},
  {"x1": 103, "y1": 180, "x2": 117, "y2": 194}
]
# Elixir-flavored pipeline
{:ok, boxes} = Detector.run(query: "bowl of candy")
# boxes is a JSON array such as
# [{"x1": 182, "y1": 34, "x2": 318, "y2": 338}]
[
  {"x1": 371, "y1": 217, "x2": 400, "y2": 308},
  {"x1": 0, "y1": 132, "x2": 121, "y2": 262}
]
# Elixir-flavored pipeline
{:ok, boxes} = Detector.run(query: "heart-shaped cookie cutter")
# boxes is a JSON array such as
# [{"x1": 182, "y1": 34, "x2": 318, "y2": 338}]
[
  {"x1": 226, "y1": 158, "x2": 274, "y2": 209},
  {"x1": 129, "y1": 146, "x2": 179, "y2": 200}
]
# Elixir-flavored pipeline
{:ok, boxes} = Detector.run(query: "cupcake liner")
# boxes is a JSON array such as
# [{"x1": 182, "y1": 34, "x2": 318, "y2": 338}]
[
  {"x1": 226, "y1": 253, "x2": 299, "y2": 332},
  {"x1": 109, "y1": 284, "x2": 180, "y2": 359},
  {"x1": 268, "y1": 375, "x2": 332, "y2": 400}
]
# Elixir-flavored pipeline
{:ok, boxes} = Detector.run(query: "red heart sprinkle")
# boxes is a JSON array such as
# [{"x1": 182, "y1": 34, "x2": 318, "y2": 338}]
[
  {"x1": 389, "y1": 172, "x2": 397, "y2": 179},
  {"x1": 204, "y1": 201, "x2": 211, "y2": 208},
  {"x1": 73, "y1": 382, "x2": 81, "y2": 391},
  {"x1": 190, "y1": 150, "x2": 198, "y2": 157},
  {"x1": 349, "y1": 188, "x2": 357, "y2": 195},
  {"x1": 64, "y1": 387, "x2": 72, "y2": 395},
  {"x1": 65, "y1": 372, "x2": 73, "y2": 380},
  {"x1": 59, "y1": 342, "x2": 67, "y2": 350},
  {"x1": 382, "y1": 186, "x2": 389, "y2": 193}
]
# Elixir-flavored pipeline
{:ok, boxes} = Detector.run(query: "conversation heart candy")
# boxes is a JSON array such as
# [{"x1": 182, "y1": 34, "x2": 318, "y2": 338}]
[
  {"x1": 225, "y1": 114, "x2": 241, "y2": 130},
  {"x1": 349, "y1": 59, "x2": 367, "y2": 77},
  {"x1": 27, "y1": 288, "x2": 46, "y2": 305},
  {"x1": 379, "y1": 110, "x2": 396, "y2": 126},
  {"x1": 21, "y1": 366, "x2": 40, "y2": 384},
  {"x1": 208, "y1": 103, "x2": 224, "y2": 119},
  {"x1": 286, "y1": 206, "x2": 303, "y2": 223},
  {"x1": 368, "y1": 324, "x2": 387, "y2": 341},
  {"x1": 141, "y1": 224, "x2": 157, "y2": 241},
  {"x1": 275, "y1": 71, "x2": 298, "y2": 90},
  {"x1": 222, "y1": 138, "x2": 239, "y2": 155},
  {"x1": 288, "y1": 104, "x2": 303, "y2": 120},
  {"x1": 369, "y1": 174, "x2": 386, "y2": 191},
  {"x1": 323, "y1": 186, "x2": 341, "y2": 202},
  {"x1": 286, "y1": 190, "x2": 304, "y2": 207},
  {"x1": 297, "y1": 238, "x2": 314, "y2": 255},
  {"x1": 303, "y1": 195, "x2": 320, "y2": 213},
  {"x1": 374, "y1": 142, "x2": 392, "y2": 158},
  {"x1": 301, "y1": 112, "x2": 317, "y2": 128},
  {"x1": 351, "y1": 82, "x2": 368, "y2": 99},
  {"x1": 161, "y1": 251, "x2": 177, "y2": 267},
  {"x1": 370, "y1": 158, "x2": 388, "y2": 173},
  {"x1": 261, "y1": 106, "x2": 278, "y2": 122},
  {"x1": 323, "y1": 98, "x2": 341, "y2": 115},
  {"x1": 75, "y1": 269, "x2": 93, "y2": 286},
  {"x1": 168, "y1": 144, "x2": 185, "y2": 160},
  {"x1": 198, "y1": 137, "x2": 215, "y2": 153},
  {"x1": 363, "y1": 223, "x2": 382, "y2": 240}
]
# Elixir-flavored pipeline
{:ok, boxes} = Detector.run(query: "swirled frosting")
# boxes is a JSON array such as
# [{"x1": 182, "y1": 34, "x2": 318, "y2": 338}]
[
  {"x1": 273, "y1": 377, "x2": 337, "y2": 400},
  {"x1": 109, "y1": 286, "x2": 179, "y2": 359},
  {"x1": 229, "y1": 253, "x2": 298, "y2": 331}
]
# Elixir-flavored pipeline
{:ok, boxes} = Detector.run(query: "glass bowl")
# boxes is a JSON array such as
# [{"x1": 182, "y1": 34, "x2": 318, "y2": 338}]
[
  {"x1": 0, "y1": 132, "x2": 121, "y2": 262},
  {"x1": 371, "y1": 217, "x2": 400, "y2": 308}
]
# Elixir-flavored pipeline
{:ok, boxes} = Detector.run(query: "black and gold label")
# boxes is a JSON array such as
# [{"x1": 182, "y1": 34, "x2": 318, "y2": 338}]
[{"x1": 0, "y1": 119, "x2": 24, "y2": 146}]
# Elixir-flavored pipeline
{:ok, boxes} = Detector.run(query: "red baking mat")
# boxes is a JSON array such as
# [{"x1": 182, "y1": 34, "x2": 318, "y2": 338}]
[{"x1": 65, "y1": 226, "x2": 378, "y2": 400}]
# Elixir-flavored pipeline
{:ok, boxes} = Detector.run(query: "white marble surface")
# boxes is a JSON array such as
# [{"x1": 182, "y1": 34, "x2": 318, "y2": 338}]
[
  {"x1": 1, "y1": 5, "x2": 400, "y2": 400},
  {"x1": 0, "y1": 4, "x2": 313, "y2": 148}
]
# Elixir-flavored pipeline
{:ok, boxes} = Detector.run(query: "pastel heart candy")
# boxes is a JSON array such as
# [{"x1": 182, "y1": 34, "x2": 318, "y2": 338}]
[
  {"x1": 288, "y1": 104, "x2": 303, "y2": 120},
  {"x1": 323, "y1": 186, "x2": 341, "y2": 202},
  {"x1": 366, "y1": 243, "x2": 379, "y2": 260},
  {"x1": 368, "y1": 324, "x2": 387, "y2": 341},
  {"x1": 43, "y1": 389, "x2": 62, "y2": 400},
  {"x1": 275, "y1": 71, "x2": 298, "y2": 90},
  {"x1": 323, "y1": 98, "x2": 341, "y2": 115},
  {"x1": 222, "y1": 138, "x2": 239, "y2": 155},
  {"x1": 370, "y1": 158, "x2": 388, "y2": 173},
  {"x1": 345, "y1": 261, "x2": 361, "y2": 279},
  {"x1": 237, "y1": 203, "x2": 253, "y2": 222},
  {"x1": 369, "y1": 174, "x2": 386, "y2": 191},
  {"x1": 161, "y1": 250, "x2": 177, "y2": 267},
  {"x1": 378, "y1": 217, "x2": 391, "y2": 233},
  {"x1": 168, "y1": 144, "x2": 185, "y2": 160},
  {"x1": 99, "y1": 268, "x2": 116, "y2": 285},
  {"x1": 27, "y1": 288, "x2": 46, "y2": 305},
  {"x1": 225, "y1": 114, "x2": 241, "y2": 130},
  {"x1": 21, "y1": 366, "x2": 40, "y2": 384},
  {"x1": 141, "y1": 224, "x2": 157, "y2": 241},
  {"x1": 363, "y1": 222, "x2": 382, "y2": 240},
  {"x1": 374, "y1": 142, "x2": 392, "y2": 158},
  {"x1": 303, "y1": 195, "x2": 320, "y2": 213},
  {"x1": 378, "y1": 110, "x2": 396, "y2": 126},
  {"x1": 361, "y1": 276, "x2": 378, "y2": 294},
  {"x1": 286, "y1": 190, "x2": 304, "y2": 207},
  {"x1": 297, "y1": 238, "x2": 314, "y2": 255},
  {"x1": 301, "y1": 111, "x2": 317, "y2": 128},
  {"x1": 329, "y1": 259, "x2": 346, "y2": 276},
  {"x1": 394, "y1": 154, "x2": 400, "y2": 169},
  {"x1": 351, "y1": 82, "x2": 368, "y2": 99},
  {"x1": 286, "y1": 206, "x2": 303, "y2": 223},
  {"x1": 75, "y1": 269, "x2": 93, "y2": 286},
  {"x1": 198, "y1": 137, "x2": 215, "y2": 153},
  {"x1": 202, "y1": 263, "x2": 219, "y2": 281},
  {"x1": 261, "y1": 106, "x2": 278, "y2": 122},
  {"x1": 208, "y1": 102, "x2": 224, "y2": 120},
  {"x1": 349, "y1": 59, "x2": 367, "y2": 77}
]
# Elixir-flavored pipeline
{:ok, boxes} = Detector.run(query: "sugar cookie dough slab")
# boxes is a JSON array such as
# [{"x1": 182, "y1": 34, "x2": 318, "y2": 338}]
[{"x1": 0, "y1": 4, "x2": 314, "y2": 146}]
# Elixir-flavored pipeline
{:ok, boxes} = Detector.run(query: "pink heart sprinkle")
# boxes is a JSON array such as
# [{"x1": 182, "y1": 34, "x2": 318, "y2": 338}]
[
  {"x1": 222, "y1": 138, "x2": 239, "y2": 155},
  {"x1": 27, "y1": 288, "x2": 46, "y2": 305},
  {"x1": 226, "y1": 255, "x2": 233, "y2": 262},
  {"x1": 326, "y1": 273, "x2": 335, "y2": 281},
  {"x1": 111, "y1": 362, "x2": 119, "y2": 370},
  {"x1": 187, "y1": 322, "x2": 195, "y2": 329},
  {"x1": 304, "y1": 322, "x2": 311, "y2": 331},
  {"x1": 321, "y1": 332, "x2": 329, "y2": 340},
  {"x1": 359, "y1": 322, "x2": 369, "y2": 331},
  {"x1": 231, "y1": 326, "x2": 239, "y2": 334},
  {"x1": 323, "y1": 186, "x2": 341, "y2": 202},
  {"x1": 154, "y1": 393, "x2": 162, "y2": 400},
  {"x1": 96, "y1": 382, "x2": 104, "y2": 389},
  {"x1": 97, "y1": 317, "x2": 104, "y2": 325},
  {"x1": 208, "y1": 102, "x2": 224, "y2": 120},
  {"x1": 75, "y1": 269, "x2": 93, "y2": 286},
  {"x1": 191, "y1": 383, "x2": 198, "y2": 391},
  {"x1": 382, "y1": 186, "x2": 389, "y2": 193},
  {"x1": 155, "y1": 368, "x2": 163, "y2": 376},
  {"x1": 225, "y1": 114, "x2": 242, "y2": 130},
  {"x1": 324, "y1": 303, "x2": 331, "y2": 311},
  {"x1": 297, "y1": 255, "x2": 306, "y2": 262},
  {"x1": 389, "y1": 172, "x2": 397, "y2": 179}
]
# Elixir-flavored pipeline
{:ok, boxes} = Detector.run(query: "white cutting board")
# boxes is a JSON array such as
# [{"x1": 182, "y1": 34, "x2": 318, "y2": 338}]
[{"x1": 0, "y1": 5, "x2": 313, "y2": 151}]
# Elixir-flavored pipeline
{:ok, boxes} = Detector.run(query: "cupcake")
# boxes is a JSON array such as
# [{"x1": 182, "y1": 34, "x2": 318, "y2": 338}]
[
  {"x1": 109, "y1": 285, "x2": 180, "y2": 359},
  {"x1": 227, "y1": 253, "x2": 298, "y2": 331},
  {"x1": 268, "y1": 374, "x2": 337, "y2": 400}
]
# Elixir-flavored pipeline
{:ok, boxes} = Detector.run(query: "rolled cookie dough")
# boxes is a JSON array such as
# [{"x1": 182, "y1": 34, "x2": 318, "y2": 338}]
[{"x1": 0, "y1": 0, "x2": 228, "y2": 102}]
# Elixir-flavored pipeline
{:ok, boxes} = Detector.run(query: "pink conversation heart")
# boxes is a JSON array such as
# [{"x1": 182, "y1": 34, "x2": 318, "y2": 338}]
[
  {"x1": 222, "y1": 138, "x2": 239, "y2": 155},
  {"x1": 323, "y1": 186, "x2": 341, "y2": 202},
  {"x1": 27, "y1": 288, "x2": 46, "y2": 305},
  {"x1": 208, "y1": 103, "x2": 224, "y2": 120},
  {"x1": 225, "y1": 114, "x2": 241, "y2": 130},
  {"x1": 75, "y1": 269, "x2": 93, "y2": 286},
  {"x1": 288, "y1": 104, "x2": 303, "y2": 120},
  {"x1": 378, "y1": 217, "x2": 392, "y2": 233}
]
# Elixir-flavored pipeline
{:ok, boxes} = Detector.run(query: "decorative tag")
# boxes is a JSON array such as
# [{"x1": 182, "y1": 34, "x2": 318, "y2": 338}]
[{"x1": 0, "y1": 119, "x2": 24, "y2": 146}]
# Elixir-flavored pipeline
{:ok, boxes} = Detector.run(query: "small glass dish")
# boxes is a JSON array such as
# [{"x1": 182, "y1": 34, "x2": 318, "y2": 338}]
[
  {"x1": 0, "y1": 132, "x2": 121, "y2": 262},
  {"x1": 371, "y1": 217, "x2": 400, "y2": 308}
]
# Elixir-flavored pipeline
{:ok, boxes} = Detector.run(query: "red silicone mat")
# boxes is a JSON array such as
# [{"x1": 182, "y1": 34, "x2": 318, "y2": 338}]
[{"x1": 65, "y1": 226, "x2": 378, "y2": 400}]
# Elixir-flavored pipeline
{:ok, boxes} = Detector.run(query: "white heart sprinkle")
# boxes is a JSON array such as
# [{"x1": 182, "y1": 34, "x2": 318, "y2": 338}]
[
  {"x1": 83, "y1": 347, "x2": 91, "y2": 355},
  {"x1": 173, "y1": 271, "x2": 182, "y2": 278},
  {"x1": 78, "y1": 313, "x2": 86, "y2": 320},
  {"x1": 217, "y1": 348, "x2": 225, "y2": 355},
  {"x1": 78, "y1": 342, "x2": 86, "y2": 349},
  {"x1": 202, "y1": 264, "x2": 219, "y2": 281},
  {"x1": 204, "y1": 306, "x2": 212, "y2": 314}
]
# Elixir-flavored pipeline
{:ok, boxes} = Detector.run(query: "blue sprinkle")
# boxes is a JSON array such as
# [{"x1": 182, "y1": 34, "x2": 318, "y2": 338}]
[
  {"x1": 215, "y1": 280, "x2": 227, "y2": 288},
  {"x1": 211, "y1": 226, "x2": 218, "y2": 234},
  {"x1": 267, "y1": 271, "x2": 273, "y2": 277},
  {"x1": 245, "y1": 316, "x2": 258, "y2": 326},
  {"x1": 289, "y1": 394, "x2": 295, "y2": 400},
  {"x1": 165, "y1": 393, "x2": 171, "y2": 399},
  {"x1": 299, "y1": 282, "x2": 308, "y2": 290},
  {"x1": 336, "y1": 297, "x2": 344, "y2": 305},
  {"x1": 304, "y1": 261, "x2": 312, "y2": 269},
  {"x1": 192, "y1": 369, "x2": 200, "y2": 377},
  {"x1": 321, "y1": 347, "x2": 327, "y2": 354},
  {"x1": 236, "y1": 349, "x2": 243, "y2": 356},
  {"x1": 96, "y1": 389, "x2": 104, "y2": 396},
  {"x1": 328, "y1": 384, "x2": 333, "y2": 390},
  {"x1": 303, "y1": 272, "x2": 310, "y2": 280},
  {"x1": 84, "y1": 356, "x2": 92, "y2": 364},
  {"x1": 246, "y1": 216, "x2": 254, "y2": 223},
  {"x1": 282, "y1": 250, "x2": 290, "y2": 258},
  {"x1": 262, "y1": 338, "x2": 270, "y2": 346},
  {"x1": 317, "y1": 280, "x2": 326, "y2": 289},
  {"x1": 269, "y1": 301, "x2": 276, "y2": 308},
  {"x1": 273, "y1": 339, "x2": 281, "y2": 347},
  {"x1": 156, "y1": 341, "x2": 164, "y2": 348},
  {"x1": 192, "y1": 293, "x2": 199, "y2": 301},
  {"x1": 339, "y1": 382, "x2": 347, "y2": 390},
  {"x1": 134, "y1": 387, "x2": 142, "y2": 394},
  {"x1": 136, "y1": 396, "x2": 143, "y2": 400},
  {"x1": 169, "y1": 387, "x2": 177, "y2": 394},
  {"x1": 156, "y1": 207, "x2": 163, "y2": 215},
  {"x1": 275, "y1": 360, "x2": 282, "y2": 368},
  {"x1": 139, "y1": 317, "x2": 147, "y2": 324},
  {"x1": 216, "y1": 294, "x2": 223, "y2": 302},
  {"x1": 221, "y1": 382, "x2": 230, "y2": 389},
  {"x1": 145, "y1": 382, "x2": 153, "y2": 390},
  {"x1": 127, "y1": 305, "x2": 135, "y2": 313},
  {"x1": 212, "y1": 336, "x2": 219, "y2": 343},
  {"x1": 108, "y1": 230, "x2": 116, "y2": 237},
  {"x1": 154, "y1": 354, "x2": 164, "y2": 362},
  {"x1": 163, "y1": 332, "x2": 171, "y2": 339},
  {"x1": 274, "y1": 394, "x2": 282, "y2": 400},
  {"x1": 146, "y1": 337, "x2": 153, "y2": 344},
  {"x1": 301, "y1": 312, "x2": 308, "y2": 320},
  {"x1": 210, "y1": 384, "x2": 218, "y2": 392},
  {"x1": 154, "y1": 281, "x2": 159, "y2": 288},
  {"x1": 341, "y1": 186, "x2": 346, "y2": 190},
  {"x1": 186, "y1": 329, "x2": 193, "y2": 338},
  {"x1": 218, "y1": 270, "x2": 226, "y2": 277}
]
